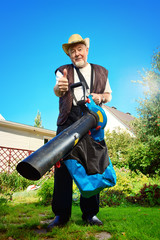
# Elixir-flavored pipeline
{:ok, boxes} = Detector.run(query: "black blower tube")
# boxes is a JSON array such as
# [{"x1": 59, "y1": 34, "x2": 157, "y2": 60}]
[{"x1": 16, "y1": 112, "x2": 98, "y2": 180}]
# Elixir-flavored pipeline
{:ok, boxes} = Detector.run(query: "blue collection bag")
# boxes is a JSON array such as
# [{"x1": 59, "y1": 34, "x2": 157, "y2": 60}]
[
  {"x1": 64, "y1": 157, "x2": 116, "y2": 198},
  {"x1": 62, "y1": 94, "x2": 116, "y2": 198}
]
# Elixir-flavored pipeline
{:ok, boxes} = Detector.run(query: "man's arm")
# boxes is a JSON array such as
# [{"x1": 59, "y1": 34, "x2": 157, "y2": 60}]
[
  {"x1": 91, "y1": 92, "x2": 112, "y2": 105},
  {"x1": 91, "y1": 76, "x2": 112, "y2": 105},
  {"x1": 100, "y1": 92, "x2": 112, "y2": 103},
  {"x1": 54, "y1": 69, "x2": 68, "y2": 97}
]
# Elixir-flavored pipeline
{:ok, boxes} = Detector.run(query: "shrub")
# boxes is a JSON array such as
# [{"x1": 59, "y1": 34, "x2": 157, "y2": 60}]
[
  {"x1": 0, "y1": 196, "x2": 8, "y2": 206},
  {"x1": 37, "y1": 177, "x2": 54, "y2": 205},
  {"x1": 111, "y1": 167, "x2": 133, "y2": 195},
  {"x1": 129, "y1": 169, "x2": 151, "y2": 194},
  {"x1": 36, "y1": 167, "x2": 160, "y2": 207},
  {"x1": 99, "y1": 167, "x2": 134, "y2": 207},
  {"x1": 0, "y1": 171, "x2": 36, "y2": 193},
  {"x1": 100, "y1": 189, "x2": 126, "y2": 207},
  {"x1": 127, "y1": 137, "x2": 160, "y2": 176},
  {"x1": 72, "y1": 182, "x2": 80, "y2": 206},
  {"x1": 38, "y1": 179, "x2": 81, "y2": 206},
  {"x1": 126, "y1": 184, "x2": 160, "y2": 206},
  {"x1": 128, "y1": 48, "x2": 160, "y2": 176},
  {"x1": 105, "y1": 128, "x2": 134, "y2": 169},
  {"x1": 0, "y1": 196, "x2": 9, "y2": 217}
]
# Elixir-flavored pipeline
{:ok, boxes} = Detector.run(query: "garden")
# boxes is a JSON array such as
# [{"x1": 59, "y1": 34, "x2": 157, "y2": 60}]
[
  {"x1": 0, "y1": 165, "x2": 160, "y2": 240},
  {"x1": 0, "y1": 49, "x2": 160, "y2": 240}
]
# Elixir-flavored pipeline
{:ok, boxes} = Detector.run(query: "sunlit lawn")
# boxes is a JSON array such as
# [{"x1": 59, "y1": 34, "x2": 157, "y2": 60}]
[{"x1": 0, "y1": 190, "x2": 160, "y2": 240}]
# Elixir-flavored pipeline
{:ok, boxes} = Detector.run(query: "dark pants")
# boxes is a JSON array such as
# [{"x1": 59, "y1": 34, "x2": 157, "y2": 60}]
[
  {"x1": 51, "y1": 106, "x2": 100, "y2": 218},
  {"x1": 52, "y1": 162, "x2": 99, "y2": 218}
]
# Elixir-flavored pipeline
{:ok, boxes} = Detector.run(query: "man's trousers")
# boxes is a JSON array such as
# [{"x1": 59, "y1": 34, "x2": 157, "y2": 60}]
[
  {"x1": 52, "y1": 106, "x2": 100, "y2": 218},
  {"x1": 52, "y1": 162, "x2": 100, "y2": 218}
]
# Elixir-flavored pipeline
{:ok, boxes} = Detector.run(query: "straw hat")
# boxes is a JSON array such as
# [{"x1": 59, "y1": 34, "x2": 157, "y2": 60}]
[{"x1": 62, "y1": 34, "x2": 90, "y2": 55}]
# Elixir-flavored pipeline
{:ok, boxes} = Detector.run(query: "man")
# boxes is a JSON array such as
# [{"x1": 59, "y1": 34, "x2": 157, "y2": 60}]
[{"x1": 47, "y1": 34, "x2": 112, "y2": 231}]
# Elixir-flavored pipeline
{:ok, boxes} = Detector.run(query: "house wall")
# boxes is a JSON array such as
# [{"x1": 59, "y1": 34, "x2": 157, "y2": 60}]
[
  {"x1": 0, "y1": 126, "x2": 54, "y2": 151},
  {"x1": 103, "y1": 108, "x2": 135, "y2": 136}
]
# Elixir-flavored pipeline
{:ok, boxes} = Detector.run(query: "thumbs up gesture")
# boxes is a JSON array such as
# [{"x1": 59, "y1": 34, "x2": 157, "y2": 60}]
[{"x1": 58, "y1": 69, "x2": 68, "y2": 93}]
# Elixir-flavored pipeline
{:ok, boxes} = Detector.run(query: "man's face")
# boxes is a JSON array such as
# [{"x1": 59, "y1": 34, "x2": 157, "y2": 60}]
[{"x1": 68, "y1": 43, "x2": 88, "y2": 68}]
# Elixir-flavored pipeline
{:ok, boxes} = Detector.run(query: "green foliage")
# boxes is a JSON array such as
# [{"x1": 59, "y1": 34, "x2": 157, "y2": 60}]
[
  {"x1": 99, "y1": 168, "x2": 160, "y2": 207},
  {"x1": 1, "y1": 198, "x2": 160, "y2": 240},
  {"x1": 37, "y1": 178, "x2": 81, "y2": 206},
  {"x1": 138, "y1": 47, "x2": 160, "y2": 99},
  {"x1": 132, "y1": 95, "x2": 160, "y2": 140},
  {"x1": 0, "y1": 196, "x2": 8, "y2": 206},
  {"x1": 0, "y1": 170, "x2": 54, "y2": 205},
  {"x1": 0, "y1": 171, "x2": 35, "y2": 194},
  {"x1": 128, "y1": 169, "x2": 155, "y2": 194},
  {"x1": 152, "y1": 47, "x2": 160, "y2": 72},
  {"x1": 112, "y1": 167, "x2": 133, "y2": 194},
  {"x1": 37, "y1": 177, "x2": 54, "y2": 205},
  {"x1": 40, "y1": 167, "x2": 159, "y2": 205},
  {"x1": 128, "y1": 48, "x2": 160, "y2": 176},
  {"x1": 0, "y1": 196, "x2": 9, "y2": 218},
  {"x1": 1, "y1": 168, "x2": 160, "y2": 209},
  {"x1": 127, "y1": 136, "x2": 160, "y2": 175},
  {"x1": 34, "y1": 110, "x2": 43, "y2": 128},
  {"x1": 100, "y1": 189, "x2": 127, "y2": 207},
  {"x1": 71, "y1": 167, "x2": 160, "y2": 207},
  {"x1": 105, "y1": 128, "x2": 134, "y2": 168},
  {"x1": 126, "y1": 184, "x2": 160, "y2": 206},
  {"x1": 72, "y1": 182, "x2": 80, "y2": 206}
]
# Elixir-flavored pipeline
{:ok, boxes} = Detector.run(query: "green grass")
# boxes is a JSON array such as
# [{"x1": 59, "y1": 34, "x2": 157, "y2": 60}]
[{"x1": 0, "y1": 191, "x2": 160, "y2": 240}]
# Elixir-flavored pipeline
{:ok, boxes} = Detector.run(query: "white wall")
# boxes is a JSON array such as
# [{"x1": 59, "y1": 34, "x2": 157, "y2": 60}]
[
  {"x1": 0, "y1": 126, "x2": 53, "y2": 151},
  {"x1": 103, "y1": 108, "x2": 135, "y2": 137}
]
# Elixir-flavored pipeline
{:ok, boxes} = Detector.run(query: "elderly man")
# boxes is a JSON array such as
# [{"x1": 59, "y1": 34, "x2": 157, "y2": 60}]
[{"x1": 47, "y1": 34, "x2": 112, "y2": 230}]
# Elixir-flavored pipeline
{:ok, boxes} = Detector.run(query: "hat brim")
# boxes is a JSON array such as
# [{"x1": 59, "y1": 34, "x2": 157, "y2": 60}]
[{"x1": 62, "y1": 38, "x2": 89, "y2": 55}]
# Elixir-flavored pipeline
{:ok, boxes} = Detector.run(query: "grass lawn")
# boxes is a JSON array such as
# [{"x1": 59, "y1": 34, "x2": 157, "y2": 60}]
[{"x1": 0, "y1": 190, "x2": 160, "y2": 240}]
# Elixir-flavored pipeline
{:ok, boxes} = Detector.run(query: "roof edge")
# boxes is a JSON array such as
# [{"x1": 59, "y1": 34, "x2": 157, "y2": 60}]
[
  {"x1": 0, "y1": 120, "x2": 56, "y2": 136},
  {"x1": 102, "y1": 105, "x2": 135, "y2": 134}
]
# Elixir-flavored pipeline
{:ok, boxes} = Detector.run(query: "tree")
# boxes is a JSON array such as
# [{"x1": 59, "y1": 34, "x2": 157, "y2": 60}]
[
  {"x1": 34, "y1": 110, "x2": 43, "y2": 128},
  {"x1": 105, "y1": 128, "x2": 134, "y2": 168},
  {"x1": 128, "y1": 48, "x2": 160, "y2": 175}
]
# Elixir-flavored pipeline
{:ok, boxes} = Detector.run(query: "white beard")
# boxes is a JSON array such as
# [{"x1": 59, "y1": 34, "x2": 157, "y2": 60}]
[{"x1": 74, "y1": 60, "x2": 87, "y2": 68}]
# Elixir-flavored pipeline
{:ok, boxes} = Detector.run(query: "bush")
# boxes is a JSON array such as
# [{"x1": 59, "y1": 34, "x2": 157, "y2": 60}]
[
  {"x1": 105, "y1": 128, "x2": 134, "y2": 169},
  {"x1": 0, "y1": 196, "x2": 9, "y2": 217},
  {"x1": 0, "y1": 171, "x2": 36, "y2": 193},
  {"x1": 37, "y1": 177, "x2": 54, "y2": 205},
  {"x1": 126, "y1": 184, "x2": 160, "y2": 206},
  {"x1": 111, "y1": 167, "x2": 133, "y2": 195},
  {"x1": 100, "y1": 189, "x2": 127, "y2": 207},
  {"x1": 127, "y1": 136, "x2": 160, "y2": 176},
  {"x1": 0, "y1": 196, "x2": 8, "y2": 206},
  {"x1": 72, "y1": 182, "x2": 80, "y2": 206},
  {"x1": 38, "y1": 179, "x2": 80, "y2": 206}
]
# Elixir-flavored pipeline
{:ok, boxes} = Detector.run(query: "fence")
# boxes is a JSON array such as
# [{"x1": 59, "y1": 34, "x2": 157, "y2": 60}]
[{"x1": 0, "y1": 146, "x2": 34, "y2": 173}]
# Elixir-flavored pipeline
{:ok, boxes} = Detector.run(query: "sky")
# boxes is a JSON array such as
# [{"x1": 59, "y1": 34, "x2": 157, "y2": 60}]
[{"x1": 0, "y1": 0, "x2": 160, "y2": 131}]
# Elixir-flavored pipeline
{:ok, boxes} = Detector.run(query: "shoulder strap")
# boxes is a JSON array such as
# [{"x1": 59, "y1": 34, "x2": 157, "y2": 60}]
[
  {"x1": 75, "y1": 65, "x2": 94, "y2": 92},
  {"x1": 90, "y1": 64, "x2": 94, "y2": 93},
  {"x1": 75, "y1": 67, "x2": 89, "y2": 89}
]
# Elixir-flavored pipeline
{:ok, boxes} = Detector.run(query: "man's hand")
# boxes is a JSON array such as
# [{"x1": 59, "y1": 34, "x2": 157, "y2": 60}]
[
  {"x1": 91, "y1": 92, "x2": 112, "y2": 105},
  {"x1": 91, "y1": 93, "x2": 102, "y2": 105},
  {"x1": 54, "y1": 69, "x2": 68, "y2": 97},
  {"x1": 58, "y1": 69, "x2": 68, "y2": 92}
]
